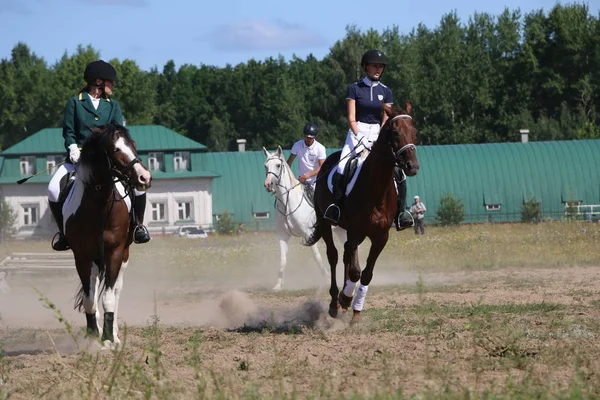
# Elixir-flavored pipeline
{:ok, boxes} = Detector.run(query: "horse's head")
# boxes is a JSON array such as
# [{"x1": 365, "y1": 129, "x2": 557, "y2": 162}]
[
  {"x1": 380, "y1": 102, "x2": 420, "y2": 176},
  {"x1": 82, "y1": 124, "x2": 152, "y2": 191},
  {"x1": 263, "y1": 146, "x2": 286, "y2": 193}
]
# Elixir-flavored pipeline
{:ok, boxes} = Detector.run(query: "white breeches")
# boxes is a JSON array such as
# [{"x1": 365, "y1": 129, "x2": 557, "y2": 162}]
[
  {"x1": 48, "y1": 163, "x2": 75, "y2": 202},
  {"x1": 337, "y1": 122, "x2": 381, "y2": 174}
]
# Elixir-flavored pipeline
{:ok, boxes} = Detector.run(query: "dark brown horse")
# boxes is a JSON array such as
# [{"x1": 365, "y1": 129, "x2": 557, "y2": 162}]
[
  {"x1": 305, "y1": 103, "x2": 419, "y2": 324},
  {"x1": 62, "y1": 124, "x2": 151, "y2": 348}
]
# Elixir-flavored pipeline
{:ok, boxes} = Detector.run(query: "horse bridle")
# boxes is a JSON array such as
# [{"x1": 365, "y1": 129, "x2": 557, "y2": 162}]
[
  {"x1": 388, "y1": 114, "x2": 417, "y2": 167},
  {"x1": 264, "y1": 155, "x2": 310, "y2": 219},
  {"x1": 110, "y1": 155, "x2": 142, "y2": 183}
]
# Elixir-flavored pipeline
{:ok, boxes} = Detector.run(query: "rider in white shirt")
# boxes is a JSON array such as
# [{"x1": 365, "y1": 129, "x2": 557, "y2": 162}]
[{"x1": 287, "y1": 123, "x2": 327, "y2": 187}]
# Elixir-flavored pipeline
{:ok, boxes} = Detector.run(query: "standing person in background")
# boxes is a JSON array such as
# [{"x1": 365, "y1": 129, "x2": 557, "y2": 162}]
[
  {"x1": 287, "y1": 123, "x2": 326, "y2": 187},
  {"x1": 47, "y1": 60, "x2": 151, "y2": 251},
  {"x1": 410, "y1": 195, "x2": 427, "y2": 235},
  {"x1": 323, "y1": 49, "x2": 413, "y2": 231}
]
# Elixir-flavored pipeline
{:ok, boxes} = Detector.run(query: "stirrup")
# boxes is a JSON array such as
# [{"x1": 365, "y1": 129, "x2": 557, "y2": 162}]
[
  {"x1": 396, "y1": 212, "x2": 414, "y2": 231},
  {"x1": 323, "y1": 204, "x2": 341, "y2": 225},
  {"x1": 51, "y1": 232, "x2": 70, "y2": 251},
  {"x1": 133, "y1": 225, "x2": 151, "y2": 244}
]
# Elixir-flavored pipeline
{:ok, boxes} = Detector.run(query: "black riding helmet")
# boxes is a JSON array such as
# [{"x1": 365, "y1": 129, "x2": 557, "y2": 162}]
[
  {"x1": 303, "y1": 123, "x2": 319, "y2": 137},
  {"x1": 84, "y1": 60, "x2": 118, "y2": 84},
  {"x1": 361, "y1": 49, "x2": 389, "y2": 67}
]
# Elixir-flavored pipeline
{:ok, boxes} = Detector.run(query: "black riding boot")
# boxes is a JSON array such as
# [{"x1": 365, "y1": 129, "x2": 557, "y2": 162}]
[
  {"x1": 323, "y1": 172, "x2": 345, "y2": 225},
  {"x1": 48, "y1": 201, "x2": 69, "y2": 251},
  {"x1": 394, "y1": 177, "x2": 414, "y2": 231},
  {"x1": 133, "y1": 193, "x2": 151, "y2": 244}
]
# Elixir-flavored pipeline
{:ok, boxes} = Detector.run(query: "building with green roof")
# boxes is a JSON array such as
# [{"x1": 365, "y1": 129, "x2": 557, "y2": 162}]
[
  {"x1": 200, "y1": 138, "x2": 600, "y2": 228},
  {"x1": 0, "y1": 125, "x2": 221, "y2": 238},
  {"x1": 1, "y1": 125, "x2": 599, "y2": 239}
]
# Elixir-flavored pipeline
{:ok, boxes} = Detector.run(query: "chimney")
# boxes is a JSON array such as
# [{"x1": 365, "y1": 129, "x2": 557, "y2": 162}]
[
  {"x1": 236, "y1": 139, "x2": 247, "y2": 152},
  {"x1": 519, "y1": 129, "x2": 529, "y2": 143}
]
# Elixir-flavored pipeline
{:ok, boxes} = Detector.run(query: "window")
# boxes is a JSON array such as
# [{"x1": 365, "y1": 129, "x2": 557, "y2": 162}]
[
  {"x1": 150, "y1": 202, "x2": 166, "y2": 222},
  {"x1": 148, "y1": 152, "x2": 164, "y2": 172},
  {"x1": 176, "y1": 201, "x2": 192, "y2": 220},
  {"x1": 46, "y1": 155, "x2": 63, "y2": 175},
  {"x1": 174, "y1": 151, "x2": 190, "y2": 171},
  {"x1": 253, "y1": 212, "x2": 269, "y2": 219},
  {"x1": 485, "y1": 204, "x2": 501, "y2": 211},
  {"x1": 20, "y1": 156, "x2": 36, "y2": 176},
  {"x1": 22, "y1": 204, "x2": 38, "y2": 226}
]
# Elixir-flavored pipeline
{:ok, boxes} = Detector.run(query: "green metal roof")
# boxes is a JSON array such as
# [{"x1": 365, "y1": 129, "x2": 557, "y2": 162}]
[
  {"x1": 196, "y1": 150, "x2": 286, "y2": 230},
  {"x1": 197, "y1": 139, "x2": 600, "y2": 228},
  {"x1": 1, "y1": 125, "x2": 207, "y2": 155},
  {"x1": 407, "y1": 140, "x2": 600, "y2": 223}
]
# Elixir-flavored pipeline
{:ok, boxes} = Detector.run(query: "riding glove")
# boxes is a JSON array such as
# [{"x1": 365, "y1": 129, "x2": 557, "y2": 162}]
[{"x1": 69, "y1": 144, "x2": 81, "y2": 164}]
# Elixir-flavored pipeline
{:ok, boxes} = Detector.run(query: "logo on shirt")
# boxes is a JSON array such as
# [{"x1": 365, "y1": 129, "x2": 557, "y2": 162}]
[{"x1": 378, "y1": 94, "x2": 384, "y2": 101}]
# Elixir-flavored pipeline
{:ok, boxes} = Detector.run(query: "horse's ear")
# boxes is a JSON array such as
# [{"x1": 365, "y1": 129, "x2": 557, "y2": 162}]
[
  {"x1": 89, "y1": 126, "x2": 103, "y2": 135},
  {"x1": 277, "y1": 146, "x2": 283, "y2": 157},
  {"x1": 405, "y1": 101, "x2": 412, "y2": 115},
  {"x1": 263, "y1": 146, "x2": 270, "y2": 158},
  {"x1": 383, "y1": 103, "x2": 393, "y2": 118}
]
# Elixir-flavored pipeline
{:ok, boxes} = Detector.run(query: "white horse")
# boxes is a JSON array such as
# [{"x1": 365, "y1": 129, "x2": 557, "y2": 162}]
[{"x1": 263, "y1": 146, "x2": 344, "y2": 291}]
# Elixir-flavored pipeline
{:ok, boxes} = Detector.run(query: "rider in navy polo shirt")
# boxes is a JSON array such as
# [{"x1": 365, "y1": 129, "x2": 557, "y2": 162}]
[{"x1": 323, "y1": 49, "x2": 414, "y2": 231}]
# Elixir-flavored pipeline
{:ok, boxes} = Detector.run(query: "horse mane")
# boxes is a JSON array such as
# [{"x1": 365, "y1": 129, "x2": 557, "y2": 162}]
[
  {"x1": 281, "y1": 157, "x2": 300, "y2": 188},
  {"x1": 79, "y1": 123, "x2": 131, "y2": 182}
]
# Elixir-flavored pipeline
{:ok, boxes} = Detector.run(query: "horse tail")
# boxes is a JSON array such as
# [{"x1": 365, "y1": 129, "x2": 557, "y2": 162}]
[
  {"x1": 303, "y1": 217, "x2": 322, "y2": 247},
  {"x1": 73, "y1": 263, "x2": 106, "y2": 312}
]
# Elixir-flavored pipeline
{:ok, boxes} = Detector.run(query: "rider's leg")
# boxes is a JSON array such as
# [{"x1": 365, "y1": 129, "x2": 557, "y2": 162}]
[
  {"x1": 394, "y1": 169, "x2": 414, "y2": 231},
  {"x1": 324, "y1": 130, "x2": 359, "y2": 225},
  {"x1": 133, "y1": 190, "x2": 151, "y2": 244},
  {"x1": 48, "y1": 163, "x2": 73, "y2": 251}
]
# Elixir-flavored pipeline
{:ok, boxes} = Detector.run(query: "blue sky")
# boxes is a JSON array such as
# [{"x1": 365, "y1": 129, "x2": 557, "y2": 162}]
[{"x1": 1, "y1": 0, "x2": 598, "y2": 71}]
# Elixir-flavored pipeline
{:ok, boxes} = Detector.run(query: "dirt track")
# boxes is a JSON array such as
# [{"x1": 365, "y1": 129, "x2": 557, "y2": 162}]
[{"x1": 2, "y1": 236, "x2": 600, "y2": 399}]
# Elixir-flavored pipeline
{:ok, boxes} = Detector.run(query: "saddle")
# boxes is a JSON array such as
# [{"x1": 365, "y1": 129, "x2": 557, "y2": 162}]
[
  {"x1": 57, "y1": 171, "x2": 137, "y2": 227},
  {"x1": 327, "y1": 151, "x2": 366, "y2": 197}
]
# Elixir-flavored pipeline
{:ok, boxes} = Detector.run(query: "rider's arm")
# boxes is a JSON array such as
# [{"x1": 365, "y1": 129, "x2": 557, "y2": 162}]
[
  {"x1": 286, "y1": 154, "x2": 296, "y2": 167},
  {"x1": 347, "y1": 99, "x2": 359, "y2": 135},
  {"x1": 62, "y1": 97, "x2": 77, "y2": 152}
]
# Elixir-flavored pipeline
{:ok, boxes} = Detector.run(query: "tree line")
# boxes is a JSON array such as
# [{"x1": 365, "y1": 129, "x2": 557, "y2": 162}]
[{"x1": 0, "y1": 3, "x2": 598, "y2": 152}]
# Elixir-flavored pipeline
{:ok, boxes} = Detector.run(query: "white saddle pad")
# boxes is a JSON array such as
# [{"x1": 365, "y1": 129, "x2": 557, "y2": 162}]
[{"x1": 327, "y1": 152, "x2": 400, "y2": 197}]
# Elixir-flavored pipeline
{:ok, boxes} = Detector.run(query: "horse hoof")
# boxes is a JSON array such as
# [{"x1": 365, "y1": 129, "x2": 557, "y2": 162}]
[
  {"x1": 350, "y1": 310, "x2": 361, "y2": 326},
  {"x1": 102, "y1": 339, "x2": 121, "y2": 351},
  {"x1": 272, "y1": 284, "x2": 282, "y2": 291},
  {"x1": 338, "y1": 293, "x2": 353, "y2": 309},
  {"x1": 329, "y1": 306, "x2": 340, "y2": 318}
]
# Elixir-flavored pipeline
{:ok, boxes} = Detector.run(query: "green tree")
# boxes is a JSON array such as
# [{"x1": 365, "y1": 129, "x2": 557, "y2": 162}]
[
  {"x1": 436, "y1": 193, "x2": 465, "y2": 226},
  {"x1": 0, "y1": 200, "x2": 17, "y2": 241},
  {"x1": 521, "y1": 197, "x2": 542, "y2": 223},
  {"x1": 215, "y1": 211, "x2": 236, "y2": 235}
]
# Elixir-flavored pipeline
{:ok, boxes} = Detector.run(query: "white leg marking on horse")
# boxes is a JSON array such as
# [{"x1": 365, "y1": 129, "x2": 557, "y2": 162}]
[
  {"x1": 112, "y1": 260, "x2": 127, "y2": 343},
  {"x1": 351, "y1": 284, "x2": 369, "y2": 311},
  {"x1": 273, "y1": 234, "x2": 289, "y2": 291},
  {"x1": 343, "y1": 279, "x2": 358, "y2": 297}
]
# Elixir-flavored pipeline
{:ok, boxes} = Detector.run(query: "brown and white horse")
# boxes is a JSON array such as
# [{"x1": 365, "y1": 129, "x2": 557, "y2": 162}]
[{"x1": 62, "y1": 124, "x2": 151, "y2": 348}]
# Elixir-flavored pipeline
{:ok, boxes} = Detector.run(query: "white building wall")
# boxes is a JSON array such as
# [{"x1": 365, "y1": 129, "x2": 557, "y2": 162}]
[{"x1": 0, "y1": 177, "x2": 214, "y2": 238}]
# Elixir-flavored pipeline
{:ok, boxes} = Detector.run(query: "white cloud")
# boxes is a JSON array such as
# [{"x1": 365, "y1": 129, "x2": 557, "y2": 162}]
[{"x1": 209, "y1": 20, "x2": 325, "y2": 51}]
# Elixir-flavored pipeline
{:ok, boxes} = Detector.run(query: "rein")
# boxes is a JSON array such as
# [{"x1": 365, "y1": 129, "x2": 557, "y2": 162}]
[{"x1": 265, "y1": 155, "x2": 311, "y2": 218}]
